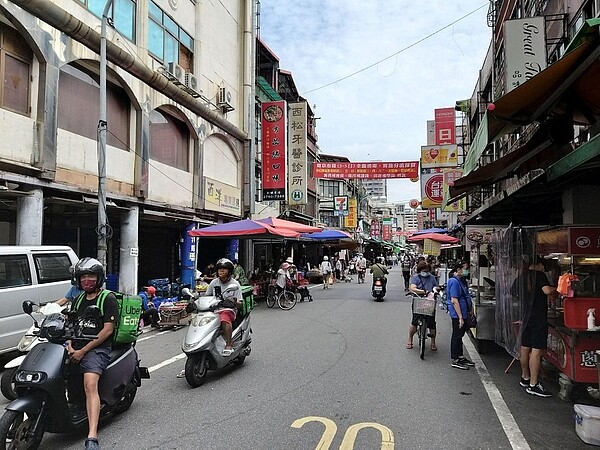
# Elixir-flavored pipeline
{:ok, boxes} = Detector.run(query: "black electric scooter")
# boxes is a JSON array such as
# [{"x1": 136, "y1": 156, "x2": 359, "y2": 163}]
[
  {"x1": 372, "y1": 277, "x2": 386, "y2": 301},
  {"x1": 0, "y1": 301, "x2": 150, "y2": 449}
]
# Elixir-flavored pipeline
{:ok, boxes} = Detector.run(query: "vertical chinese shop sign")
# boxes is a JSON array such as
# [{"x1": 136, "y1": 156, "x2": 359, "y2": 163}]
[
  {"x1": 287, "y1": 102, "x2": 307, "y2": 205},
  {"x1": 261, "y1": 101, "x2": 287, "y2": 201}
]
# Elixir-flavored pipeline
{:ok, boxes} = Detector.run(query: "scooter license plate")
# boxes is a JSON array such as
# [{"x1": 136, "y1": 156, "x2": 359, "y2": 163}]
[
  {"x1": 139, "y1": 366, "x2": 150, "y2": 379},
  {"x1": 374, "y1": 286, "x2": 382, "y2": 291}
]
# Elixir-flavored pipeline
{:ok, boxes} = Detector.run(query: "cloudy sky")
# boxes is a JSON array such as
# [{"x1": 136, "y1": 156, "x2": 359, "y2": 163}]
[{"x1": 258, "y1": 1, "x2": 492, "y2": 204}]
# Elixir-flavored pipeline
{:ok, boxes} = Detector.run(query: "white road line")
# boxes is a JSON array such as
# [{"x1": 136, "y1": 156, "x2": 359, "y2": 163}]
[
  {"x1": 137, "y1": 329, "x2": 172, "y2": 342},
  {"x1": 464, "y1": 336, "x2": 531, "y2": 450},
  {"x1": 148, "y1": 353, "x2": 186, "y2": 373}
]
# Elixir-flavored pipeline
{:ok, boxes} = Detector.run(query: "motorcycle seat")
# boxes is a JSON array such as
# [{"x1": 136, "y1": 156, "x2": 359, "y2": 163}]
[{"x1": 108, "y1": 344, "x2": 132, "y2": 365}]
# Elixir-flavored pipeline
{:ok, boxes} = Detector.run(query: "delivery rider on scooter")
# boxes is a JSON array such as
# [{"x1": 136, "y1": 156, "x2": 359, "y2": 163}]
[
  {"x1": 67, "y1": 257, "x2": 119, "y2": 450},
  {"x1": 370, "y1": 256, "x2": 389, "y2": 295},
  {"x1": 205, "y1": 258, "x2": 242, "y2": 356}
]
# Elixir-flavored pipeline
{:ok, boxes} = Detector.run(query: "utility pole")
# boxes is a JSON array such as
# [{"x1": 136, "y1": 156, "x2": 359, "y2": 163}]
[{"x1": 97, "y1": 0, "x2": 114, "y2": 269}]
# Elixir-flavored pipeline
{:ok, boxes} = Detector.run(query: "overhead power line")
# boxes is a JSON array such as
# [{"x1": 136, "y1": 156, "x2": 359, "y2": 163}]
[{"x1": 302, "y1": 4, "x2": 488, "y2": 95}]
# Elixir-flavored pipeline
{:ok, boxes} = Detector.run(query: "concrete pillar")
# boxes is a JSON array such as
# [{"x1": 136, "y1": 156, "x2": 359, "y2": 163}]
[
  {"x1": 119, "y1": 206, "x2": 139, "y2": 294},
  {"x1": 16, "y1": 189, "x2": 44, "y2": 245}
]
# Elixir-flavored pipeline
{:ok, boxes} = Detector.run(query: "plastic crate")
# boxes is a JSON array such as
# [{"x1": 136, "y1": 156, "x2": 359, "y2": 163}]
[
  {"x1": 412, "y1": 297, "x2": 436, "y2": 316},
  {"x1": 574, "y1": 404, "x2": 600, "y2": 446}
]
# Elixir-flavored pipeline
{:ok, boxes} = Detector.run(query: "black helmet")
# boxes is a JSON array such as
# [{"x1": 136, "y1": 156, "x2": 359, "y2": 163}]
[
  {"x1": 73, "y1": 257, "x2": 105, "y2": 290},
  {"x1": 215, "y1": 258, "x2": 234, "y2": 273}
]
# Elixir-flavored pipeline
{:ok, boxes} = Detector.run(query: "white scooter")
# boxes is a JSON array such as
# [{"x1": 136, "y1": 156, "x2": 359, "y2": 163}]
[
  {"x1": 180, "y1": 285, "x2": 252, "y2": 388},
  {"x1": 1, "y1": 302, "x2": 63, "y2": 400}
]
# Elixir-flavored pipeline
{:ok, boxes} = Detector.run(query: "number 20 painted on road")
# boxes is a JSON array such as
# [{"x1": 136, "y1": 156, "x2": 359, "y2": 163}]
[{"x1": 291, "y1": 416, "x2": 394, "y2": 450}]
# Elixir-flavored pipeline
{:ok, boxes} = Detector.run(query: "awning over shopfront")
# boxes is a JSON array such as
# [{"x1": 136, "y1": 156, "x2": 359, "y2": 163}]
[
  {"x1": 411, "y1": 227, "x2": 448, "y2": 235},
  {"x1": 408, "y1": 233, "x2": 459, "y2": 244},
  {"x1": 256, "y1": 217, "x2": 321, "y2": 233},
  {"x1": 464, "y1": 39, "x2": 600, "y2": 175},
  {"x1": 301, "y1": 229, "x2": 353, "y2": 240},
  {"x1": 188, "y1": 219, "x2": 300, "y2": 239}
]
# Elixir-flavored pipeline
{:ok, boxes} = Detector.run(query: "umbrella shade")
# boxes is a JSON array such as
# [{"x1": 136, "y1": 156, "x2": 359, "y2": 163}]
[
  {"x1": 407, "y1": 233, "x2": 460, "y2": 244},
  {"x1": 188, "y1": 219, "x2": 300, "y2": 239},
  {"x1": 301, "y1": 229, "x2": 353, "y2": 240},
  {"x1": 256, "y1": 217, "x2": 321, "y2": 233},
  {"x1": 412, "y1": 227, "x2": 448, "y2": 235}
]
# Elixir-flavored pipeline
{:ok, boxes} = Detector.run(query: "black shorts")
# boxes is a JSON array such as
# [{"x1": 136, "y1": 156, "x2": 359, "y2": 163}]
[
  {"x1": 521, "y1": 321, "x2": 548, "y2": 349},
  {"x1": 411, "y1": 313, "x2": 436, "y2": 329},
  {"x1": 79, "y1": 347, "x2": 111, "y2": 375}
]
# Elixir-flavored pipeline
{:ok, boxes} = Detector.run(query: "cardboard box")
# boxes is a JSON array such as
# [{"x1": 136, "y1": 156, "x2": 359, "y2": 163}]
[{"x1": 574, "y1": 404, "x2": 600, "y2": 446}]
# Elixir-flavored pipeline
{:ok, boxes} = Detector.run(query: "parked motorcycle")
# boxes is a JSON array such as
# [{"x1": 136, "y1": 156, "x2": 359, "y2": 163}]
[
  {"x1": 1, "y1": 302, "x2": 62, "y2": 401},
  {"x1": 371, "y1": 277, "x2": 386, "y2": 302},
  {"x1": 0, "y1": 301, "x2": 149, "y2": 449},
  {"x1": 181, "y1": 284, "x2": 252, "y2": 388}
]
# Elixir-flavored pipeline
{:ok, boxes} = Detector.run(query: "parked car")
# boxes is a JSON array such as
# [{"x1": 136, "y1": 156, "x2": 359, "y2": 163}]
[{"x1": 0, "y1": 245, "x2": 78, "y2": 357}]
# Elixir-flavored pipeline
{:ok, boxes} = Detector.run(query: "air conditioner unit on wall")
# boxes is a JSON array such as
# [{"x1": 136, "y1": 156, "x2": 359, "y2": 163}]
[
  {"x1": 217, "y1": 87, "x2": 234, "y2": 112},
  {"x1": 184, "y1": 72, "x2": 200, "y2": 97},
  {"x1": 166, "y1": 62, "x2": 185, "y2": 84}
]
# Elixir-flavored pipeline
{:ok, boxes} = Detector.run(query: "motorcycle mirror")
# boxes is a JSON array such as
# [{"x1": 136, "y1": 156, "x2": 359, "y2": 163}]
[
  {"x1": 22, "y1": 301, "x2": 34, "y2": 315},
  {"x1": 84, "y1": 305, "x2": 102, "y2": 320}
]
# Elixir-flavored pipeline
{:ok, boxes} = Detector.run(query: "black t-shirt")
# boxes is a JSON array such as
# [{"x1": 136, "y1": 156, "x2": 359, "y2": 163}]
[
  {"x1": 73, "y1": 291, "x2": 119, "y2": 349},
  {"x1": 512, "y1": 270, "x2": 551, "y2": 325}
]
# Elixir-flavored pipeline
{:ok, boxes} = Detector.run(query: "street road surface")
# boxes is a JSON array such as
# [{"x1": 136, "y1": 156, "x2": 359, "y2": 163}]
[{"x1": 0, "y1": 269, "x2": 592, "y2": 449}]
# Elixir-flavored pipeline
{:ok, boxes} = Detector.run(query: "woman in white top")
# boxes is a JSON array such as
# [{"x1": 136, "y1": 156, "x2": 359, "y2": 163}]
[{"x1": 320, "y1": 256, "x2": 333, "y2": 289}]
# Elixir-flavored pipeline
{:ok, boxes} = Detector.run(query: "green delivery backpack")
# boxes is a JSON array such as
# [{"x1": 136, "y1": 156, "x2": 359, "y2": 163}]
[{"x1": 74, "y1": 290, "x2": 142, "y2": 344}]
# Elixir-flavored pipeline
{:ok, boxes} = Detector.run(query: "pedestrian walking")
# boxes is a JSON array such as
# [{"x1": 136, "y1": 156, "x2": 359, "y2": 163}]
[{"x1": 320, "y1": 256, "x2": 332, "y2": 289}]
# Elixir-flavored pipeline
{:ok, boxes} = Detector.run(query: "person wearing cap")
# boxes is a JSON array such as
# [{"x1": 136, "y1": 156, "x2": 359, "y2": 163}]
[
  {"x1": 139, "y1": 286, "x2": 160, "y2": 328},
  {"x1": 285, "y1": 257, "x2": 298, "y2": 282},
  {"x1": 320, "y1": 255, "x2": 333, "y2": 289},
  {"x1": 277, "y1": 261, "x2": 292, "y2": 293}
]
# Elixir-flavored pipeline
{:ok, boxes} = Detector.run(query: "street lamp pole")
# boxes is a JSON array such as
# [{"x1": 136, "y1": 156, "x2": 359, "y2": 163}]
[{"x1": 97, "y1": 0, "x2": 114, "y2": 269}]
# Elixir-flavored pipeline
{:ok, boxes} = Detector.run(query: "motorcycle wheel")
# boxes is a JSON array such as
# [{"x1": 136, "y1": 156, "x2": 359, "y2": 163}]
[
  {"x1": 0, "y1": 367, "x2": 18, "y2": 401},
  {"x1": 185, "y1": 353, "x2": 208, "y2": 388},
  {"x1": 112, "y1": 384, "x2": 138, "y2": 414},
  {"x1": 0, "y1": 410, "x2": 43, "y2": 450},
  {"x1": 233, "y1": 352, "x2": 246, "y2": 366}
]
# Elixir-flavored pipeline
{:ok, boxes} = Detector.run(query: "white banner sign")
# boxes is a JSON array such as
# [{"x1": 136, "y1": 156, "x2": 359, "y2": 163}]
[
  {"x1": 505, "y1": 17, "x2": 547, "y2": 92},
  {"x1": 287, "y1": 102, "x2": 308, "y2": 205}
]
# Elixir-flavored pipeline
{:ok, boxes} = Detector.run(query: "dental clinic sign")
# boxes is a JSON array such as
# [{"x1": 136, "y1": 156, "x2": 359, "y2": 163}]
[{"x1": 504, "y1": 17, "x2": 546, "y2": 92}]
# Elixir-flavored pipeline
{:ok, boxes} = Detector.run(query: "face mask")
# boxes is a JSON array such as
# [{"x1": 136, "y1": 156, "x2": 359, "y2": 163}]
[
  {"x1": 80, "y1": 279, "x2": 97, "y2": 293},
  {"x1": 420, "y1": 271, "x2": 430, "y2": 277},
  {"x1": 462, "y1": 270, "x2": 470, "y2": 278}
]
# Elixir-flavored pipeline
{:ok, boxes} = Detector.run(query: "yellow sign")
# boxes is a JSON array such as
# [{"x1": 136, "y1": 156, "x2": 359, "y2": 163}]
[
  {"x1": 423, "y1": 238, "x2": 441, "y2": 256},
  {"x1": 204, "y1": 177, "x2": 242, "y2": 215},
  {"x1": 345, "y1": 197, "x2": 357, "y2": 228},
  {"x1": 420, "y1": 145, "x2": 459, "y2": 168}
]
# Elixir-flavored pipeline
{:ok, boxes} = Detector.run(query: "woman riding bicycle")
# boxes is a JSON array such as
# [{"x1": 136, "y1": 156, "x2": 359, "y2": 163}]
[{"x1": 406, "y1": 261, "x2": 438, "y2": 351}]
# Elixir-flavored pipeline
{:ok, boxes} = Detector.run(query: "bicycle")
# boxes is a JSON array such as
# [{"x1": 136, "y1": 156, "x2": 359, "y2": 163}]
[
  {"x1": 409, "y1": 293, "x2": 437, "y2": 360},
  {"x1": 266, "y1": 284, "x2": 297, "y2": 310}
]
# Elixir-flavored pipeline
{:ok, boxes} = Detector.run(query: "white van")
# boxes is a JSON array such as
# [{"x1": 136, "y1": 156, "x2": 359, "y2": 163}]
[{"x1": 0, "y1": 246, "x2": 79, "y2": 356}]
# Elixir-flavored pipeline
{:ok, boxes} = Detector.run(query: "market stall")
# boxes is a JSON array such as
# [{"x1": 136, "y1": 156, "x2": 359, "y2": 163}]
[
  {"x1": 491, "y1": 225, "x2": 600, "y2": 399},
  {"x1": 538, "y1": 227, "x2": 600, "y2": 394}
]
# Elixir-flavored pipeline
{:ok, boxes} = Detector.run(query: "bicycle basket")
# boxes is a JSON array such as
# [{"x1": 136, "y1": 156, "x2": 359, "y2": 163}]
[{"x1": 412, "y1": 297, "x2": 436, "y2": 316}]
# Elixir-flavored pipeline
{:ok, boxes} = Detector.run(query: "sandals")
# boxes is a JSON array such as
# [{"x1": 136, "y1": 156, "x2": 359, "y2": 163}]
[
  {"x1": 222, "y1": 348, "x2": 234, "y2": 356},
  {"x1": 405, "y1": 342, "x2": 413, "y2": 349},
  {"x1": 430, "y1": 344, "x2": 438, "y2": 351}
]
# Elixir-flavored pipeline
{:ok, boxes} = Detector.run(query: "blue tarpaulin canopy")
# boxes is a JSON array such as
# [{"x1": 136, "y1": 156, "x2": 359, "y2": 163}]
[
  {"x1": 301, "y1": 229, "x2": 353, "y2": 240},
  {"x1": 411, "y1": 227, "x2": 448, "y2": 235}
]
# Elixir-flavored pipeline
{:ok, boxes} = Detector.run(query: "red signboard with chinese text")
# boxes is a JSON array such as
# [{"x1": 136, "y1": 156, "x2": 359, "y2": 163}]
[
  {"x1": 370, "y1": 219, "x2": 380, "y2": 238},
  {"x1": 545, "y1": 325, "x2": 600, "y2": 383},
  {"x1": 313, "y1": 161, "x2": 419, "y2": 179},
  {"x1": 568, "y1": 227, "x2": 600, "y2": 255},
  {"x1": 261, "y1": 101, "x2": 287, "y2": 200},
  {"x1": 434, "y1": 107, "x2": 456, "y2": 145}
]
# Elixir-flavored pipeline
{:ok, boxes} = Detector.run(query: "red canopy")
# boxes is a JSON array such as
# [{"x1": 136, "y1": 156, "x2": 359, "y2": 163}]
[
  {"x1": 255, "y1": 217, "x2": 321, "y2": 233},
  {"x1": 188, "y1": 219, "x2": 300, "y2": 239},
  {"x1": 407, "y1": 233, "x2": 460, "y2": 244}
]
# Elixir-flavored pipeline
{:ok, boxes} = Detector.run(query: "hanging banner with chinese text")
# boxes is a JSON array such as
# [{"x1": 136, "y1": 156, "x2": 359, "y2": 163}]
[
  {"x1": 313, "y1": 161, "x2": 419, "y2": 179},
  {"x1": 505, "y1": 17, "x2": 546, "y2": 93},
  {"x1": 261, "y1": 101, "x2": 287, "y2": 200},
  {"x1": 345, "y1": 197, "x2": 357, "y2": 228},
  {"x1": 442, "y1": 169, "x2": 466, "y2": 212},
  {"x1": 287, "y1": 102, "x2": 307, "y2": 205},
  {"x1": 382, "y1": 217, "x2": 392, "y2": 241}
]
